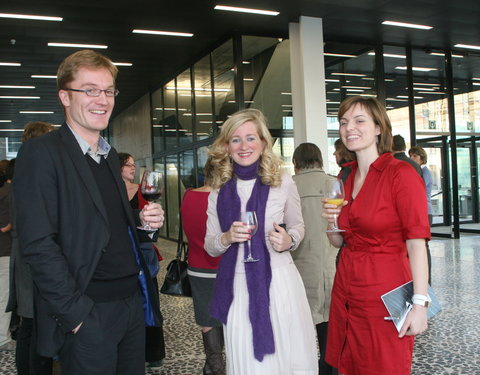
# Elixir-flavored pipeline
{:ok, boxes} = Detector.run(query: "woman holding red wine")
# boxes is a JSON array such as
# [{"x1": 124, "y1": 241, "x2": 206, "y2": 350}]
[
  {"x1": 204, "y1": 109, "x2": 317, "y2": 375},
  {"x1": 118, "y1": 153, "x2": 165, "y2": 370}
]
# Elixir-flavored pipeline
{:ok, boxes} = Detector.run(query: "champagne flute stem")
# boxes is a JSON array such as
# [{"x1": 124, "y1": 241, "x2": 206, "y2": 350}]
[
  {"x1": 247, "y1": 239, "x2": 252, "y2": 258},
  {"x1": 333, "y1": 213, "x2": 338, "y2": 230}
]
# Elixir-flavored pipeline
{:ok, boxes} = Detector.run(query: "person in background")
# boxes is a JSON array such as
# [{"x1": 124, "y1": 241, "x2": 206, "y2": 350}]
[
  {"x1": 0, "y1": 160, "x2": 9, "y2": 188},
  {"x1": 181, "y1": 157, "x2": 225, "y2": 375},
  {"x1": 14, "y1": 49, "x2": 164, "y2": 375},
  {"x1": 409, "y1": 146, "x2": 433, "y2": 284},
  {"x1": 0, "y1": 159, "x2": 13, "y2": 351},
  {"x1": 292, "y1": 143, "x2": 338, "y2": 375},
  {"x1": 333, "y1": 138, "x2": 355, "y2": 168},
  {"x1": 392, "y1": 135, "x2": 422, "y2": 176},
  {"x1": 323, "y1": 96, "x2": 430, "y2": 375},
  {"x1": 6, "y1": 121, "x2": 54, "y2": 375},
  {"x1": 205, "y1": 108, "x2": 317, "y2": 375},
  {"x1": 118, "y1": 152, "x2": 166, "y2": 370}
]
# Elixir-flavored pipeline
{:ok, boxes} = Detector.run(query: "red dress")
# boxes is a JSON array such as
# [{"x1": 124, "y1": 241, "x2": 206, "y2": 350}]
[{"x1": 326, "y1": 153, "x2": 431, "y2": 375}]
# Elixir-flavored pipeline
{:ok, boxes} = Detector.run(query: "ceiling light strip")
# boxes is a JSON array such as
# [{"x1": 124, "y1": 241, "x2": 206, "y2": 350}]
[
  {"x1": 0, "y1": 62, "x2": 21, "y2": 66},
  {"x1": 0, "y1": 13, "x2": 62, "y2": 21},
  {"x1": 31, "y1": 75, "x2": 57, "y2": 79},
  {"x1": 132, "y1": 29, "x2": 193, "y2": 37},
  {"x1": 0, "y1": 96, "x2": 40, "y2": 99},
  {"x1": 19, "y1": 111, "x2": 54, "y2": 114},
  {"x1": 0, "y1": 85, "x2": 35, "y2": 89},
  {"x1": 48, "y1": 42, "x2": 108, "y2": 49},
  {"x1": 214, "y1": 5, "x2": 279, "y2": 16},
  {"x1": 454, "y1": 44, "x2": 480, "y2": 51},
  {"x1": 382, "y1": 20, "x2": 433, "y2": 30}
]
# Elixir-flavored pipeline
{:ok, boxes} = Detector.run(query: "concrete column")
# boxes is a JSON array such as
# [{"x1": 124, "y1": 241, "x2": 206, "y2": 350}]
[{"x1": 289, "y1": 16, "x2": 329, "y2": 165}]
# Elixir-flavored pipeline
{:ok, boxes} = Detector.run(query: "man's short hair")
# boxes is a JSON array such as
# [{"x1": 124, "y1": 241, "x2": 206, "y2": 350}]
[
  {"x1": 392, "y1": 134, "x2": 406, "y2": 152},
  {"x1": 56, "y1": 49, "x2": 118, "y2": 90}
]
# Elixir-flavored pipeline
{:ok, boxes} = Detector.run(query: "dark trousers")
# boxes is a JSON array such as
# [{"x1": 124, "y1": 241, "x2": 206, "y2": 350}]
[
  {"x1": 59, "y1": 291, "x2": 145, "y2": 375},
  {"x1": 145, "y1": 277, "x2": 165, "y2": 362},
  {"x1": 15, "y1": 317, "x2": 53, "y2": 375},
  {"x1": 316, "y1": 322, "x2": 338, "y2": 375}
]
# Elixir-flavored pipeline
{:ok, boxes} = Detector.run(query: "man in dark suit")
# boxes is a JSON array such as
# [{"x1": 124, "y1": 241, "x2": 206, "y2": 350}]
[
  {"x1": 392, "y1": 135, "x2": 423, "y2": 176},
  {"x1": 14, "y1": 49, "x2": 164, "y2": 375}
]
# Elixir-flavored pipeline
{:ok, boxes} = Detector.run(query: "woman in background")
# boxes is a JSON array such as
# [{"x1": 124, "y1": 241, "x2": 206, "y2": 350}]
[
  {"x1": 181, "y1": 157, "x2": 225, "y2": 375},
  {"x1": 205, "y1": 108, "x2": 317, "y2": 375},
  {"x1": 118, "y1": 153, "x2": 165, "y2": 370},
  {"x1": 409, "y1": 146, "x2": 433, "y2": 284},
  {"x1": 323, "y1": 96, "x2": 430, "y2": 375}
]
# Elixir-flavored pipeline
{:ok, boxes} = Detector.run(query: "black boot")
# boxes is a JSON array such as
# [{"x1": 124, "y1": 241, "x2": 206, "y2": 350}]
[{"x1": 202, "y1": 327, "x2": 225, "y2": 375}]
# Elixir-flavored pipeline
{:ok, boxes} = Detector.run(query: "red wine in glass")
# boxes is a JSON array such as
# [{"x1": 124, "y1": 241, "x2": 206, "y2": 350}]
[{"x1": 137, "y1": 170, "x2": 164, "y2": 232}]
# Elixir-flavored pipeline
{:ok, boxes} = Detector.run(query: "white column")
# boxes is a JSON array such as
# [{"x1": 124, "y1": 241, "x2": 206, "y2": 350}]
[{"x1": 289, "y1": 16, "x2": 329, "y2": 165}]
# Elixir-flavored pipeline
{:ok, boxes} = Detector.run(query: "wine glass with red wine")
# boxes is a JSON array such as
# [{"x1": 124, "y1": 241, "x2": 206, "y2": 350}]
[{"x1": 137, "y1": 170, "x2": 164, "y2": 232}]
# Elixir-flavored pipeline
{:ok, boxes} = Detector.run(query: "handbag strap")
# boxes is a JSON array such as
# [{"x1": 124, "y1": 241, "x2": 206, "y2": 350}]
[{"x1": 177, "y1": 188, "x2": 193, "y2": 261}]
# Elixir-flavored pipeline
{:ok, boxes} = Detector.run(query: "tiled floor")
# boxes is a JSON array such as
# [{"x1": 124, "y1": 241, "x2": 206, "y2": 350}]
[{"x1": 1, "y1": 236, "x2": 479, "y2": 374}]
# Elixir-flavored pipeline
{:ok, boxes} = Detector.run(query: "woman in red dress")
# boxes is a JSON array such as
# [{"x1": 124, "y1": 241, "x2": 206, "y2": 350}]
[{"x1": 323, "y1": 96, "x2": 430, "y2": 375}]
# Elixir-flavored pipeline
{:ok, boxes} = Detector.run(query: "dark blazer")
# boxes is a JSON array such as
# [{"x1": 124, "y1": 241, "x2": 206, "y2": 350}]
[
  {"x1": 393, "y1": 152, "x2": 423, "y2": 177},
  {"x1": 14, "y1": 124, "x2": 162, "y2": 357}
]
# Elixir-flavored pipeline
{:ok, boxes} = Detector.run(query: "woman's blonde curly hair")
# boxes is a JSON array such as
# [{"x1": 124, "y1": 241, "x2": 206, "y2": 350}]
[{"x1": 209, "y1": 108, "x2": 283, "y2": 189}]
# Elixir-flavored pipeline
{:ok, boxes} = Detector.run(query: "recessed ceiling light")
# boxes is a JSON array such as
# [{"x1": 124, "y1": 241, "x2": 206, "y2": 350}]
[
  {"x1": 281, "y1": 92, "x2": 292, "y2": 95},
  {"x1": 214, "y1": 5, "x2": 279, "y2": 16},
  {"x1": 48, "y1": 42, "x2": 108, "y2": 49},
  {"x1": 325, "y1": 79, "x2": 340, "y2": 82},
  {"x1": 429, "y1": 52, "x2": 463, "y2": 58},
  {"x1": 326, "y1": 102, "x2": 341, "y2": 104},
  {"x1": 412, "y1": 87, "x2": 435, "y2": 91},
  {"x1": 395, "y1": 66, "x2": 438, "y2": 72},
  {"x1": 413, "y1": 82, "x2": 440, "y2": 86},
  {"x1": 0, "y1": 62, "x2": 21, "y2": 66},
  {"x1": 472, "y1": 82, "x2": 480, "y2": 86},
  {"x1": 0, "y1": 96, "x2": 40, "y2": 99},
  {"x1": 382, "y1": 20, "x2": 433, "y2": 30},
  {"x1": 397, "y1": 95, "x2": 423, "y2": 99},
  {"x1": 386, "y1": 98, "x2": 408, "y2": 102},
  {"x1": 454, "y1": 44, "x2": 480, "y2": 50},
  {"x1": 324, "y1": 53, "x2": 357, "y2": 58},
  {"x1": 0, "y1": 12, "x2": 62, "y2": 21},
  {"x1": 19, "y1": 111, "x2": 54, "y2": 114},
  {"x1": 341, "y1": 86, "x2": 371, "y2": 90},
  {"x1": 0, "y1": 120, "x2": 12, "y2": 123},
  {"x1": 243, "y1": 78, "x2": 254, "y2": 81},
  {"x1": 0, "y1": 85, "x2": 35, "y2": 89},
  {"x1": 418, "y1": 91, "x2": 445, "y2": 95},
  {"x1": 113, "y1": 62, "x2": 133, "y2": 67},
  {"x1": 331, "y1": 72, "x2": 367, "y2": 77},
  {"x1": 31, "y1": 75, "x2": 57, "y2": 79},
  {"x1": 132, "y1": 29, "x2": 193, "y2": 37},
  {"x1": 368, "y1": 52, "x2": 406, "y2": 59}
]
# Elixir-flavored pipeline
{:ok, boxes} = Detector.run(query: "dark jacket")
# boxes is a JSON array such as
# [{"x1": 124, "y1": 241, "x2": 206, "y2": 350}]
[
  {"x1": 14, "y1": 125, "x2": 162, "y2": 356},
  {"x1": 393, "y1": 152, "x2": 422, "y2": 177}
]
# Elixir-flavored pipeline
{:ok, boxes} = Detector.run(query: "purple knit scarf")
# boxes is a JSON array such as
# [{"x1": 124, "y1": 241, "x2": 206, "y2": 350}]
[{"x1": 210, "y1": 160, "x2": 274, "y2": 361}]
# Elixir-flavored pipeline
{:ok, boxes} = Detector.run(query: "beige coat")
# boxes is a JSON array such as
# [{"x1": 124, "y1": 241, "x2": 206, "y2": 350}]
[{"x1": 292, "y1": 168, "x2": 338, "y2": 324}]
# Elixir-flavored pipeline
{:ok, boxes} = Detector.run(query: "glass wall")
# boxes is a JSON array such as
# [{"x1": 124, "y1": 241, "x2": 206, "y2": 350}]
[{"x1": 147, "y1": 35, "x2": 480, "y2": 239}]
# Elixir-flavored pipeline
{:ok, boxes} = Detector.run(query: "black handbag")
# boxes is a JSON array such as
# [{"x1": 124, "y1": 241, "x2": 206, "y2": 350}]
[{"x1": 160, "y1": 214, "x2": 192, "y2": 297}]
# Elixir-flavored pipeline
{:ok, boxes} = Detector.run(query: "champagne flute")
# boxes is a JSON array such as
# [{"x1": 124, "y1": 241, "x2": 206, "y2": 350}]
[
  {"x1": 325, "y1": 179, "x2": 345, "y2": 233},
  {"x1": 137, "y1": 170, "x2": 164, "y2": 232},
  {"x1": 240, "y1": 211, "x2": 259, "y2": 263}
]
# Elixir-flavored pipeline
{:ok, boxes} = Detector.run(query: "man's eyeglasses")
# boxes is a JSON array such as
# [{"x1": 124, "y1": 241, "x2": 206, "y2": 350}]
[
  {"x1": 124, "y1": 163, "x2": 136, "y2": 168},
  {"x1": 65, "y1": 88, "x2": 119, "y2": 97}
]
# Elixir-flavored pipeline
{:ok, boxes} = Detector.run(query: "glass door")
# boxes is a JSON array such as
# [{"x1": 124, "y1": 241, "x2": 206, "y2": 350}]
[
  {"x1": 456, "y1": 136, "x2": 480, "y2": 234},
  {"x1": 417, "y1": 136, "x2": 452, "y2": 238}
]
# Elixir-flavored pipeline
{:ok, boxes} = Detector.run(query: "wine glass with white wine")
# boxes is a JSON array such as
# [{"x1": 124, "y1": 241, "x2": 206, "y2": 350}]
[{"x1": 325, "y1": 179, "x2": 345, "y2": 233}]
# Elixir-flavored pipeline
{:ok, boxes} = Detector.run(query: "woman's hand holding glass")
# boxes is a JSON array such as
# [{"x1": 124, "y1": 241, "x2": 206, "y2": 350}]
[
  {"x1": 322, "y1": 198, "x2": 348, "y2": 232},
  {"x1": 139, "y1": 203, "x2": 165, "y2": 230},
  {"x1": 221, "y1": 221, "x2": 252, "y2": 247}
]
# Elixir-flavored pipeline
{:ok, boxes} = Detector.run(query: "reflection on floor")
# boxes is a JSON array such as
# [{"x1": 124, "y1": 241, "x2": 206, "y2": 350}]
[{"x1": 1, "y1": 236, "x2": 479, "y2": 374}]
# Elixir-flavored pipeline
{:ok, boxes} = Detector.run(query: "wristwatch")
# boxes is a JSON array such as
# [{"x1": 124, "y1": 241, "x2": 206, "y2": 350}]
[
  {"x1": 412, "y1": 294, "x2": 431, "y2": 307},
  {"x1": 287, "y1": 235, "x2": 297, "y2": 251}
]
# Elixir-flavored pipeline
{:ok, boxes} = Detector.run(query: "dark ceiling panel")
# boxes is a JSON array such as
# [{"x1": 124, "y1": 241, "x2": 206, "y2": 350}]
[{"x1": 1, "y1": 0, "x2": 479, "y2": 137}]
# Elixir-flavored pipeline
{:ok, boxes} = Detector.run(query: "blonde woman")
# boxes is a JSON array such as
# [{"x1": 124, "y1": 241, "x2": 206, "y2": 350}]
[{"x1": 205, "y1": 109, "x2": 317, "y2": 375}]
